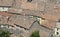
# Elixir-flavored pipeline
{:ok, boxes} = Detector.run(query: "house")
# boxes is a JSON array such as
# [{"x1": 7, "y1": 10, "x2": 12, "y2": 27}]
[
  {"x1": 39, "y1": 0, "x2": 60, "y2": 30},
  {"x1": 8, "y1": 14, "x2": 54, "y2": 37},
  {"x1": 8, "y1": 8, "x2": 43, "y2": 17},
  {"x1": 0, "y1": 0, "x2": 13, "y2": 6},
  {"x1": 8, "y1": 8, "x2": 23, "y2": 14},
  {"x1": 0, "y1": 0, "x2": 60, "y2": 37},
  {"x1": 0, "y1": 15, "x2": 7, "y2": 24},
  {"x1": 0, "y1": 12, "x2": 13, "y2": 24},
  {"x1": 8, "y1": 14, "x2": 37, "y2": 29},
  {"x1": 7, "y1": 14, "x2": 38, "y2": 37},
  {"x1": 53, "y1": 19, "x2": 60, "y2": 37},
  {"x1": 28, "y1": 20, "x2": 52, "y2": 37},
  {"x1": 0, "y1": 0, "x2": 13, "y2": 11},
  {"x1": 11, "y1": 0, "x2": 45, "y2": 11}
]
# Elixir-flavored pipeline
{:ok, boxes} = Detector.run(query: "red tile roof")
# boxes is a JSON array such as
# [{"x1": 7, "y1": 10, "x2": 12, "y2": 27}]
[
  {"x1": 0, "y1": 12, "x2": 13, "y2": 17},
  {"x1": 8, "y1": 15, "x2": 36, "y2": 29},
  {"x1": 0, "y1": 0, "x2": 13, "y2": 6}
]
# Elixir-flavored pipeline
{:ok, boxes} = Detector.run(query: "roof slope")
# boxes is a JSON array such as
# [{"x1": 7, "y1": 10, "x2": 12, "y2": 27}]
[
  {"x1": 8, "y1": 15, "x2": 36, "y2": 29},
  {"x1": 0, "y1": 12, "x2": 13, "y2": 17},
  {"x1": 0, "y1": 0, "x2": 13, "y2": 6}
]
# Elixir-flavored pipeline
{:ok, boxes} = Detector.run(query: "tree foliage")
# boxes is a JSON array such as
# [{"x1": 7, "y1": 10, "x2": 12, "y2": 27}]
[
  {"x1": 0, "y1": 30, "x2": 12, "y2": 37},
  {"x1": 30, "y1": 31, "x2": 40, "y2": 37}
]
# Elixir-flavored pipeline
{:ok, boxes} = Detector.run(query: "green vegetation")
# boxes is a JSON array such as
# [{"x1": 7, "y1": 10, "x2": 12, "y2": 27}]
[
  {"x1": 20, "y1": 35, "x2": 23, "y2": 37},
  {"x1": 30, "y1": 31, "x2": 40, "y2": 37},
  {"x1": 0, "y1": 29, "x2": 12, "y2": 37}
]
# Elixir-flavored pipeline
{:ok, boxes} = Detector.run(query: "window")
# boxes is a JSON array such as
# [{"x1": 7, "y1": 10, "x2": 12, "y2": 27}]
[
  {"x1": 0, "y1": 7, "x2": 8, "y2": 11},
  {"x1": 58, "y1": 19, "x2": 60, "y2": 22},
  {"x1": 54, "y1": 28, "x2": 60, "y2": 36},
  {"x1": 0, "y1": 7, "x2": 3, "y2": 11},
  {"x1": 27, "y1": 0, "x2": 32, "y2": 2},
  {"x1": 3, "y1": 8, "x2": 8, "y2": 11},
  {"x1": 37, "y1": 18, "x2": 45, "y2": 24}
]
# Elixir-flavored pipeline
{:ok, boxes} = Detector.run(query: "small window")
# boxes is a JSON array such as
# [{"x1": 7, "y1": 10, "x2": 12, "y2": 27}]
[
  {"x1": 27, "y1": 0, "x2": 32, "y2": 2},
  {"x1": 0, "y1": 7, "x2": 8, "y2": 11},
  {"x1": 54, "y1": 28, "x2": 60, "y2": 36},
  {"x1": 58, "y1": 19, "x2": 60, "y2": 22}
]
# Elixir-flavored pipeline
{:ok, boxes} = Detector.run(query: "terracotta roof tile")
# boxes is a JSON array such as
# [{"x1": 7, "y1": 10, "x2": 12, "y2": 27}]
[
  {"x1": 8, "y1": 15, "x2": 36, "y2": 29},
  {"x1": 0, "y1": 15, "x2": 7, "y2": 24},
  {"x1": 0, "y1": 0, "x2": 13, "y2": 6},
  {"x1": 0, "y1": 12, "x2": 13, "y2": 17},
  {"x1": 41, "y1": 20, "x2": 56, "y2": 29}
]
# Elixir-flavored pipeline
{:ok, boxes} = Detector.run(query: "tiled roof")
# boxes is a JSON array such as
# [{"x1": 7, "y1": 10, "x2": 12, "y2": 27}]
[
  {"x1": 40, "y1": 20, "x2": 56, "y2": 30},
  {"x1": 21, "y1": 9, "x2": 43, "y2": 17},
  {"x1": 0, "y1": 0, "x2": 13, "y2": 6},
  {"x1": 8, "y1": 15, "x2": 36, "y2": 29},
  {"x1": 0, "y1": 12, "x2": 13, "y2": 17},
  {"x1": 0, "y1": 12, "x2": 13, "y2": 24},
  {"x1": 8, "y1": 8, "x2": 23, "y2": 14},
  {"x1": 0, "y1": 15, "x2": 7, "y2": 24}
]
